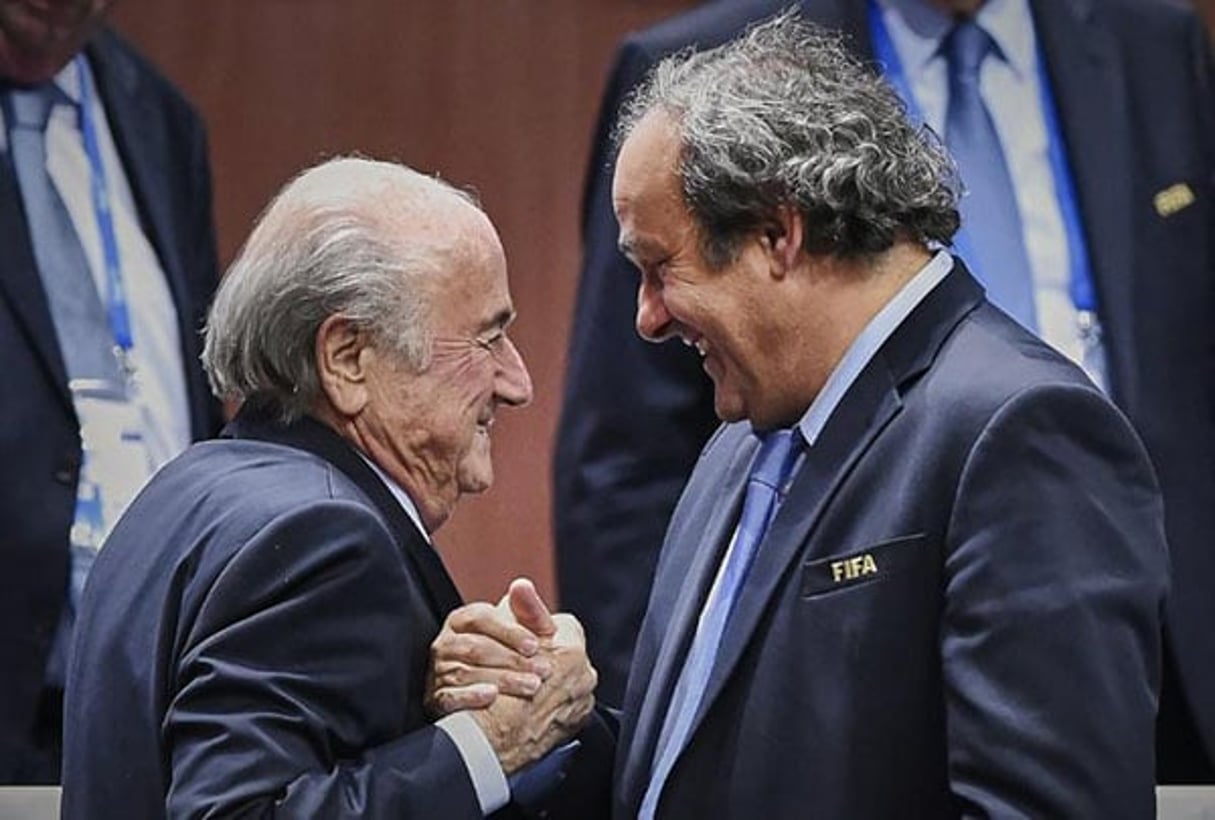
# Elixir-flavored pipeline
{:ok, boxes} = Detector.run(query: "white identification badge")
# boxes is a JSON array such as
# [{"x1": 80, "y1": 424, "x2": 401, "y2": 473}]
[{"x1": 70, "y1": 378, "x2": 155, "y2": 552}]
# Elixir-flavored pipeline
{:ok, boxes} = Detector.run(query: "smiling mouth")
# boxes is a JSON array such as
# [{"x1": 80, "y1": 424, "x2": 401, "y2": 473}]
[{"x1": 680, "y1": 335, "x2": 707, "y2": 358}]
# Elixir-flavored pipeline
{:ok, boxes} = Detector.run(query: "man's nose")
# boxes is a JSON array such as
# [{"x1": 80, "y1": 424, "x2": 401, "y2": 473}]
[
  {"x1": 496, "y1": 336, "x2": 533, "y2": 407},
  {"x1": 635, "y1": 276, "x2": 674, "y2": 343}
]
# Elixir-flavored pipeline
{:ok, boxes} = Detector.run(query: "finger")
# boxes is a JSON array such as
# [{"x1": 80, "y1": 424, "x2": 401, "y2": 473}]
[
  {"x1": 507, "y1": 577, "x2": 556, "y2": 638},
  {"x1": 431, "y1": 682, "x2": 498, "y2": 715},
  {"x1": 434, "y1": 633, "x2": 551, "y2": 676},
  {"x1": 433, "y1": 660, "x2": 547, "y2": 697},
  {"x1": 447, "y1": 605, "x2": 540, "y2": 657}
]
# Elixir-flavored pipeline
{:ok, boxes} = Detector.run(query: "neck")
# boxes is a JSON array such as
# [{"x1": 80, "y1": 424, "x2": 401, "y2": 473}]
[
  {"x1": 932, "y1": 0, "x2": 985, "y2": 16},
  {"x1": 786, "y1": 241, "x2": 932, "y2": 403}
]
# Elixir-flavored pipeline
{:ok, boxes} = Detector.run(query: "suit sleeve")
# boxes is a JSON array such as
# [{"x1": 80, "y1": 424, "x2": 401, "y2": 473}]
[
  {"x1": 942, "y1": 383, "x2": 1168, "y2": 817},
  {"x1": 164, "y1": 500, "x2": 483, "y2": 819},
  {"x1": 552, "y1": 36, "x2": 720, "y2": 706}
]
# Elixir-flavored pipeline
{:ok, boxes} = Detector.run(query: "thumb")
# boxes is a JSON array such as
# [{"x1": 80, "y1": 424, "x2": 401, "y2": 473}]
[{"x1": 507, "y1": 577, "x2": 556, "y2": 638}]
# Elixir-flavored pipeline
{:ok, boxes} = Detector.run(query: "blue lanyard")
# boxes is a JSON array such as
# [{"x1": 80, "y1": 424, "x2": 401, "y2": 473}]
[
  {"x1": 74, "y1": 55, "x2": 134, "y2": 353},
  {"x1": 865, "y1": 0, "x2": 1096, "y2": 313},
  {"x1": 1034, "y1": 50, "x2": 1095, "y2": 312}
]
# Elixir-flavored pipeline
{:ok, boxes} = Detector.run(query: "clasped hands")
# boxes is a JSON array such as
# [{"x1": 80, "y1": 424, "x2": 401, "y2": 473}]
[{"x1": 426, "y1": 578, "x2": 597, "y2": 774}]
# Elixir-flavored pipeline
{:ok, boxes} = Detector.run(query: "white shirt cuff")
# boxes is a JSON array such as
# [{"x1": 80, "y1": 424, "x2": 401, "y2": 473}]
[{"x1": 436, "y1": 711, "x2": 510, "y2": 815}]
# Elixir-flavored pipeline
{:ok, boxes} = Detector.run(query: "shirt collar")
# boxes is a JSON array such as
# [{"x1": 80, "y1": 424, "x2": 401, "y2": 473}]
[
  {"x1": 877, "y1": 0, "x2": 1038, "y2": 82},
  {"x1": 53, "y1": 56, "x2": 85, "y2": 107},
  {"x1": 787, "y1": 249, "x2": 954, "y2": 448},
  {"x1": 358, "y1": 452, "x2": 432, "y2": 544}
]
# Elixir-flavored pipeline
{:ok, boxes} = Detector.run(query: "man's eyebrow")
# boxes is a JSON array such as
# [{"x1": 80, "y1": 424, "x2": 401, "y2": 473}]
[{"x1": 480, "y1": 307, "x2": 517, "y2": 334}]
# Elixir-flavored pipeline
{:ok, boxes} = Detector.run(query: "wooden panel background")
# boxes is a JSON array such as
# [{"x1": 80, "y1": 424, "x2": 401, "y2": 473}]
[
  {"x1": 108, "y1": 0, "x2": 697, "y2": 606},
  {"x1": 107, "y1": 0, "x2": 1213, "y2": 608}
]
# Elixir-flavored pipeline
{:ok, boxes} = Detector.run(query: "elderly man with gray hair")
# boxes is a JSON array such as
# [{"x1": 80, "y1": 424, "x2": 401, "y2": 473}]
[
  {"x1": 59, "y1": 156, "x2": 597, "y2": 819},
  {"x1": 438, "y1": 12, "x2": 1169, "y2": 819}
]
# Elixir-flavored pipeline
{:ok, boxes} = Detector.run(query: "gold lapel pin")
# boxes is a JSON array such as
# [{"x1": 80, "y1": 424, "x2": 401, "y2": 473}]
[{"x1": 1154, "y1": 183, "x2": 1195, "y2": 218}]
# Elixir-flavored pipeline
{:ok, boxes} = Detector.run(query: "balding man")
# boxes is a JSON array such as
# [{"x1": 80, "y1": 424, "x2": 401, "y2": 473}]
[{"x1": 60, "y1": 157, "x2": 596, "y2": 819}]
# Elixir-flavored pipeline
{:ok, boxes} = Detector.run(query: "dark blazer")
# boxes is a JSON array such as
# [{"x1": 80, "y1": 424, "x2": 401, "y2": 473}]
[
  {"x1": 609, "y1": 263, "x2": 1168, "y2": 818},
  {"x1": 552, "y1": 0, "x2": 1215, "y2": 775},
  {"x1": 0, "y1": 29, "x2": 221, "y2": 779},
  {"x1": 61, "y1": 408, "x2": 499, "y2": 818}
]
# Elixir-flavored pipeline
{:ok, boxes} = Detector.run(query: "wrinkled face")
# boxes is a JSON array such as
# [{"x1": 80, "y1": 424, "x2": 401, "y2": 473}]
[
  {"x1": 359, "y1": 207, "x2": 533, "y2": 532},
  {"x1": 613, "y1": 111, "x2": 794, "y2": 428},
  {"x1": 0, "y1": 0, "x2": 112, "y2": 84}
]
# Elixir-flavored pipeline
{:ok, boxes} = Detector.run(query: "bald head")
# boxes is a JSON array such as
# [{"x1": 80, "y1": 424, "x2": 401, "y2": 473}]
[{"x1": 202, "y1": 156, "x2": 498, "y2": 421}]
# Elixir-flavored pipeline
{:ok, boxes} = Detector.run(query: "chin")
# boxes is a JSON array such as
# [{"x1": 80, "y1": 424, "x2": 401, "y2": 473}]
[
  {"x1": 456, "y1": 462, "x2": 494, "y2": 495},
  {"x1": 0, "y1": 57, "x2": 63, "y2": 85},
  {"x1": 712, "y1": 392, "x2": 746, "y2": 424}
]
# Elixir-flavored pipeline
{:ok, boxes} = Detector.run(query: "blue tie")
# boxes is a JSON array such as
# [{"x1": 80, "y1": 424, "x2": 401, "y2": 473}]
[
  {"x1": 640, "y1": 429, "x2": 802, "y2": 819},
  {"x1": 943, "y1": 20, "x2": 1037, "y2": 332},
  {"x1": 4, "y1": 84, "x2": 119, "y2": 384}
]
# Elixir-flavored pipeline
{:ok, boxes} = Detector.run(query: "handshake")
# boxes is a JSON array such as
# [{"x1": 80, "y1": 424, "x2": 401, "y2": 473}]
[{"x1": 426, "y1": 579, "x2": 598, "y2": 774}]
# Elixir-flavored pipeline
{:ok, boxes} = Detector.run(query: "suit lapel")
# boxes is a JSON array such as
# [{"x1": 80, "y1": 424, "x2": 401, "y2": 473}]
[
  {"x1": 223, "y1": 407, "x2": 465, "y2": 619},
  {"x1": 619, "y1": 433, "x2": 753, "y2": 813},
  {"x1": 1030, "y1": 0, "x2": 1136, "y2": 404},
  {"x1": 693, "y1": 360, "x2": 903, "y2": 732}
]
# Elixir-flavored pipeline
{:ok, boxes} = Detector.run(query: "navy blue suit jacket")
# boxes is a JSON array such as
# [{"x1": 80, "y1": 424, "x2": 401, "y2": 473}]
[
  {"x1": 552, "y1": 0, "x2": 1215, "y2": 775},
  {"x1": 598, "y1": 263, "x2": 1167, "y2": 818},
  {"x1": 61, "y1": 408, "x2": 509, "y2": 818},
  {"x1": 0, "y1": 29, "x2": 221, "y2": 780}
]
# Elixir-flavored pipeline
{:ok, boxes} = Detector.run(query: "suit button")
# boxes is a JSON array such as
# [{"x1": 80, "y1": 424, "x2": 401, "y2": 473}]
[{"x1": 54, "y1": 453, "x2": 80, "y2": 485}]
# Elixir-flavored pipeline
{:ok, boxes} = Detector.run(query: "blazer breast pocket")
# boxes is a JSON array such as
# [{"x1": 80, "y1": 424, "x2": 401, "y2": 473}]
[{"x1": 800, "y1": 533, "x2": 928, "y2": 599}]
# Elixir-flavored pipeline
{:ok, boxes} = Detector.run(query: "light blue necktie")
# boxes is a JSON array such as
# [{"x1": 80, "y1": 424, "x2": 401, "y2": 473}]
[
  {"x1": 4, "y1": 84, "x2": 119, "y2": 384},
  {"x1": 640, "y1": 429, "x2": 802, "y2": 819},
  {"x1": 943, "y1": 20, "x2": 1038, "y2": 332}
]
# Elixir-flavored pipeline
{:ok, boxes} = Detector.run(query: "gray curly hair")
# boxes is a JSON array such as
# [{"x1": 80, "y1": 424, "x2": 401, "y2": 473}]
[
  {"x1": 201, "y1": 156, "x2": 479, "y2": 422},
  {"x1": 616, "y1": 10, "x2": 960, "y2": 267}
]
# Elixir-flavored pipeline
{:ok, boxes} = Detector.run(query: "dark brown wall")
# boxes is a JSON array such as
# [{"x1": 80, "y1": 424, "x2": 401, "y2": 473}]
[
  {"x1": 108, "y1": 0, "x2": 696, "y2": 605},
  {"x1": 105, "y1": 0, "x2": 1213, "y2": 607}
]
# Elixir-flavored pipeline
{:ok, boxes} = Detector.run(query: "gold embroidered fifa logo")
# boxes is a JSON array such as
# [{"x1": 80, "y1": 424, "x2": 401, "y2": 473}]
[
  {"x1": 831, "y1": 553, "x2": 878, "y2": 583},
  {"x1": 1154, "y1": 183, "x2": 1195, "y2": 218}
]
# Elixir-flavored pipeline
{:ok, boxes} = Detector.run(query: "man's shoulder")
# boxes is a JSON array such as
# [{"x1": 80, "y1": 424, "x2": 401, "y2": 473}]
[
  {"x1": 1085, "y1": 0, "x2": 1204, "y2": 38},
  {"x1": 162, "y1": 436, "x2": 370, "y2": 512},
  {"x1": 102, "y1": 438, "x2": 397, "y2": 593},
  {"x1": 918, "y1": 305, "x2": 1117, "y2": 428}
]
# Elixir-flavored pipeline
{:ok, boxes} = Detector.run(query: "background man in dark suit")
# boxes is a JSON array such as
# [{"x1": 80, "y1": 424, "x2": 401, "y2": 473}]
[
  {"x1": 0, "y1": 0, "x2": 221, "y2": 783},
  {"x1": 554, "y1": 0, "x2": 1215, "y2": 781},
  {"x1": 61, "y1": 157, "x2": 598, "y2": 818}
]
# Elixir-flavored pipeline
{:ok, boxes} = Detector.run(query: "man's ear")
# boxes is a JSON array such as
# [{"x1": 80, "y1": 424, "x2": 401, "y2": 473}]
[
  {"x1": 315, "y1": 314, "x2": 371, "y2": 417},
  {"x1": 761, "y1": 205, "x2": 805, "y2": 279}
]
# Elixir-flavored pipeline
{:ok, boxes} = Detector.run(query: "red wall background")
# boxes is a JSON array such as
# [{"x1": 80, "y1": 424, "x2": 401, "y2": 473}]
[
  {"x1": 107, "y1": 0, "x2": 696, "y2": 606},
  {"x1": 107, "y1": 0, "x2": 1214, "y2": 607}
]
